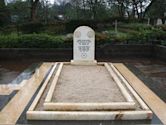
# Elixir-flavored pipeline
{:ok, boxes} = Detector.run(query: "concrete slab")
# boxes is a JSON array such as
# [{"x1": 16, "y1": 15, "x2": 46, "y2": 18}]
[
  {"x1": 114, "y1": 63, "x2": 166, "y2": 125},
  {"x1": 0, "y1": 63, "x2": 52, "y2": 124}
]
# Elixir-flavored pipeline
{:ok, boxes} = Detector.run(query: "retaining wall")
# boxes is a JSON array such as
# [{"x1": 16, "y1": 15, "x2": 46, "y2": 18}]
[{"x1": 0, "y1": 45, "x2": 165, "y2": 61}]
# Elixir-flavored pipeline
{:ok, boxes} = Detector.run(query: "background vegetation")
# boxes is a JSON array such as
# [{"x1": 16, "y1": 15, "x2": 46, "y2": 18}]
[{"x1": 0, "y1": 0, "x2": 166, "y2": 48}]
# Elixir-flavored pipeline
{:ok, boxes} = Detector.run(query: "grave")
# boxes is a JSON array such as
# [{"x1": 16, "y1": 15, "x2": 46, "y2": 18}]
[{"x1": 26, "y1": 26, "x2": 153, "y2": 121}]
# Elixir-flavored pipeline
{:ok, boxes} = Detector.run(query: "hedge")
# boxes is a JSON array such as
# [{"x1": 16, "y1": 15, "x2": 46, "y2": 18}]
[
  {"x1": 0, "y1": 24, "x2": 166, "y2": 48},
  {"x1": 0, "y1": 34, "x2": 72, "y2": 48}
]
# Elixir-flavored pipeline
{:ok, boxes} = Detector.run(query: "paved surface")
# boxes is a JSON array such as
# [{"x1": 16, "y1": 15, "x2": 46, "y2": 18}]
[
  {"x1": 0, "y1": 58, "x2": 165, "y2": 125},
  {"x1": 115, "y1": 63, "x2": 166, "y2": 125},
  {"x1": 0, "y1": 63, "x2": 52, "y2": 124},
  {"x1": 0, "y1": 90, "x2": 17, "y2": 111},
  {"x1": 0, "y1": 67, "x2": 19, "y2": 85},
  {"x1": 125, "y1": 61, "x2": 166, "y2": 102}
]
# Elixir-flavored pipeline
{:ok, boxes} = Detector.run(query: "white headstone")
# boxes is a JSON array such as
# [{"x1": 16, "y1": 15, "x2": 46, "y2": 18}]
[
  {"x1": 156, "y1": 18, "x2": 162, "y2": 25},
  {"x1": 71, "y1": 26, "x2": 97, "y2": 65}
]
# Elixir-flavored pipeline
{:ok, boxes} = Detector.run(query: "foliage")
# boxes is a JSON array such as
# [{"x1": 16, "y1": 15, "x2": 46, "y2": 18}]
[
  {"x1": 0, "y1": 34, "x2": 69, "y2": 48},
  {"x1": 119, "y1": 23, "x2": 153, "y2": 31},
  {"x1": 43, "y1": 23, "x2": 66, "y2": 35},
  {"x1": 146, "y1": 0, "x2": 166, "y2": 19},
  {"x1": 0, "y1": 0, "x2": 10, "y2": 26},
  {"x1": 1, "y1": 0, "x2": 166, "y2": 24},
  {"x1": 97, "y1": 23, "x2": 166, "y2": 44},
  {"x1": 156, "y1": 25, "x2": 166, "y2": 31},
  {"x1": 65, "y1": 20, "x2": 96, "y2": 33},
  {"x1": 0, "y1": 25, "x2": 17, "y2": 35},
  {"x1": 7, "y1": 0, "x2": 30, "y2": 23},
  {"x1": 0, "y1": 23, "x2": 166, "y2": 48},
  {"x1": 20, "y1": 22, "x2": 44, "y2": 34},
  {"x1": 161, "y1": 41, "x2": 166, "y2": 46}
]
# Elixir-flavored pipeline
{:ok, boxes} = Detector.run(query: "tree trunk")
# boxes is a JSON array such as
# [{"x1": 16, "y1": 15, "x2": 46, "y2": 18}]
[
  {"x1": 132, "y1": 3, "x2": 135, "y2": 18},
  {"x1": 117, "y1": 0, "x2": 124, "y2": 17},
  {"x1": 30, "y1": 0, "x2": 39, "y2": 22},
  {"x1": 140, "y1": 1, "x2": 143, "y2": 19}
]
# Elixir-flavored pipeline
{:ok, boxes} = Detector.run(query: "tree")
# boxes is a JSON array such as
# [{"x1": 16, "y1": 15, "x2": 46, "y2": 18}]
[
  {"x1": 145, "y1": 0, "x2": 166, "y2": 23},
  {"x1": 7, "y1": 0, "x2": 30, "y2": 23},
  {"x1": 0, "y1": 0, "x2": 10, "y2": 26},
  {"x1": 30, "y1": 0, "x2": 39, "y2": 21},
  {"x1": 85, "y1": 0, "x2": 108, "y2": 20}
]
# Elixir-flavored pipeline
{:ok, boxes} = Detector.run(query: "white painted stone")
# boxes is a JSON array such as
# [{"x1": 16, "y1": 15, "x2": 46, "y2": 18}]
[
  {"x1": 156, "y1": 18, "x2": 162, "y2": 25},
  {"x1": 71, "y1": 26, "x2": 97, "y2": 65}
]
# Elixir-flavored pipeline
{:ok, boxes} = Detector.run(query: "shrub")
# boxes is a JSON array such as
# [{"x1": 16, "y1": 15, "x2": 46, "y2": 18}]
[
  {"x1": 111, "y1": 32, "x2": 129, "y2": 42},
  {"x1": 156, "y1": 25, "x2": 166, "y2": 31},
  {"x1": 116, "y1": 23, "x2": 166, "y2": 44},
  {"x1": 43, "y1": 23, "x2": 66, "y2": 35},
  {"x1": 0, "y1": 33, "x2": 19, "y2": 48},
  {"x1": 20, "y1": 22, "x2": 44, "y2": 34},
  {"x1": 119, "y1": 23, "x2": 152, "y2": 31},
  {"x1": 0, "y1": 25, "x2": 18, "y2": 35},
  {"x1": 161, "y1": 40, "x2": 166, "y2": 46},
  {"x1": 65, "y1": 20, "x2": 97, "y2": 33},
  {"x1": 0, "y1": 23, "x2": 166, "y2": 48},
  {"x1": 96, "y1": 33, "x2": 109, "y2": 42},
  {"x1": 0, "y1": 34, "x2": 72, "y2": 48}
]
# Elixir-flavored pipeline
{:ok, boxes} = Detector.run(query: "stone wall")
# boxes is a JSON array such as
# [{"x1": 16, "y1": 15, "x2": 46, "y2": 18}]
[
  {"x1": 97, "y1": 45, "x2": 153, "y2": 58},
  {"x1": 153, "y1": 45, "x2": 166, "y2": 61},
  {"x1": 0, "y1": 45, "x2": 165, "y2": 61}
]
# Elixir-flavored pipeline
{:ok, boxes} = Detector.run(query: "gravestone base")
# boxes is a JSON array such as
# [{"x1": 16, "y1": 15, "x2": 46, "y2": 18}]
[{"x1": 71, "y1": 60, "x2": 97, "y2": 65}]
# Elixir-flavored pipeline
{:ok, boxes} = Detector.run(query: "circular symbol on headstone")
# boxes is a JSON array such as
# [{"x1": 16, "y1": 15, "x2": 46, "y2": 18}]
[
  {"x1": 74, "y1": 31, "x2": 81, "y2": 38},
  {"x1": 87, "y1": 31, "x2": 94, "y2": 38},
  {"x1": 81, "y1": 53, "x2": 87, "y2": 58}
]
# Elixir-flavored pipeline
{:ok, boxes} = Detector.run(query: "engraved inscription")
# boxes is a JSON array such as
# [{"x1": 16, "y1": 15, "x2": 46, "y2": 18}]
[{"x1": 77, "y1": 40, "x2": 91, "y2": 57}]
